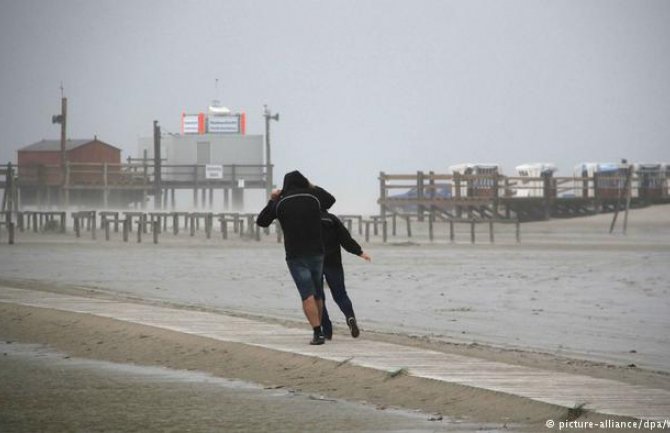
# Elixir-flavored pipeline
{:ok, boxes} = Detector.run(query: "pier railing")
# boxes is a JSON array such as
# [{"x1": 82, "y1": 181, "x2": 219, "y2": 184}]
[
  {"x1": 379, "y1": 171, "x2": 668, "y2": 221},
  {"x1": 16, "y1": 162, "x2": 270, "y2": 188}
]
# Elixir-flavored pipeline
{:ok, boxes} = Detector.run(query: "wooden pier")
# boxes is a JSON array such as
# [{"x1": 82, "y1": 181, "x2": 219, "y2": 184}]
[
  {"x1": 4, "y1": 161, "x2": 272, "y2": 210},
  {"x1": 1, "y1": 208, "x2": 526, "y2": 247},
  {"x1": 378, "y1": 170, "x2": 670, "y2": 222}
]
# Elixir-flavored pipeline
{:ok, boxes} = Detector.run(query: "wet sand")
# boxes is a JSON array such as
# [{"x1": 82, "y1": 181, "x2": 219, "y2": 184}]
[
  {"x1": 2, "y1": 340, "x2": 501, "y2": 433},
  {"x1": 5, "y1": 302, "x2": 653, "y2": 433}
]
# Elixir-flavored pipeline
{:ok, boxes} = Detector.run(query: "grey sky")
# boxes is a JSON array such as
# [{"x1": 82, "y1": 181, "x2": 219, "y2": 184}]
[{"x1": 1, "y1": 0, "x2": 669, "y2": 212}]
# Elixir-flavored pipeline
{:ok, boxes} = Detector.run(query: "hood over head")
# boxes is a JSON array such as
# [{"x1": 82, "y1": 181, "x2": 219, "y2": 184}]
[{"x1": 282, "y1": 170, "x2": 310, "y2": 193}]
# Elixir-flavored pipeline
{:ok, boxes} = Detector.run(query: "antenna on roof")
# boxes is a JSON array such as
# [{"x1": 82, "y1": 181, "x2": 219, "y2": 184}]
[{"x1": 209, "y1": 77, "x2": 230, "y2": 114}]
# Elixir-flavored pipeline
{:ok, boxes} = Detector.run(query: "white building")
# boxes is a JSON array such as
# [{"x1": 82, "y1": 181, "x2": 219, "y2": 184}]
[{"x1": 138, "y1": 103, "x2": 264, "y2": 185}]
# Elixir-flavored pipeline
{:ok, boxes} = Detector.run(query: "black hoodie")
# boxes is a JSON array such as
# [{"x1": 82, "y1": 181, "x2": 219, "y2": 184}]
[
  {"x1": 321, "y1": 212, "x2": 363, "y2": 267},
  {"x1": 256, "y1": 171, "x2": 336, "y2": 259}
]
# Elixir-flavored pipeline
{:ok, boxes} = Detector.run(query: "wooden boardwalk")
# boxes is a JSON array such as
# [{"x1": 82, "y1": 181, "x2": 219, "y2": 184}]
[{"x1": 1, "y1": 286, "x2": 668, "y2": 422}]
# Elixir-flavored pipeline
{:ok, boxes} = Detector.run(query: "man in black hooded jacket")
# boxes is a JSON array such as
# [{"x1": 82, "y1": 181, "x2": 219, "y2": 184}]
[{"x1": 256, "y1": 170, "x2": 335, "y2": 345}]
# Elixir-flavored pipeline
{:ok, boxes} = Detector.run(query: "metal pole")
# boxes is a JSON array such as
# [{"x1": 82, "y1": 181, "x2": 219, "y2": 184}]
[
  {"x1": 623, "y1": 164, "x2": 633, "y2": 235},
  {"x1": 52, "y1": 95, "x2": 67, "y2": 208},
  {"x1": 153, "y1": 121, "x2": 162, "y2": 210},
  {"x1": 61, "y1": 97, "x2": 67, "y2": 190},
  {"x1": 264, "y1": 105, "x2": 279, "y2": 198}
]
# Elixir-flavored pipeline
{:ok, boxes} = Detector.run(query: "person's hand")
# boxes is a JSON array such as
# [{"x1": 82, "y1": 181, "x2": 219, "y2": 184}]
[
  {"x1": 359, "y1": 252, "x2": 371, "y2": 262},
  {"x1": 270, "y1": 189, "x2": 282, "y2": 200}
]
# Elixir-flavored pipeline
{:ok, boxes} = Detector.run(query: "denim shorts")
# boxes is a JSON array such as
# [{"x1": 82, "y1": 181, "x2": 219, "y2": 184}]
[{"x1": 286, "y1": 255, "x2": 324, "y2": 301}]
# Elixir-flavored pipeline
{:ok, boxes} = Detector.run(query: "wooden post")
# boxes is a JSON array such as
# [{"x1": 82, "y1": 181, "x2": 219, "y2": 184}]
[
  {"x1": 623, "y1": 164, "x2": 633, "y2": 235},
  {"x1": 60, "y1": 212, "x2": 66, "y2": 233},
  {"x1": 190, "y1": 215, "x2": 195, "y2": 237},
  {"x1": 489, "y1": 221, "x2": 494, "y2": 243},
  {"x1": 232, "y1": 214, "x2": 240, "y2": 234},
  {"x1": 91, "y1": 213, "x2": 96, "y2": 240},
  {"x1": 405, "y1": 215, "x2": 412, "y2": 238},
  {"x1": 379, "y1": 171, "x2": 387, "y2": 219},
  {"x1": 364, "y1": 221, "x2": 370, "y2": 243},
  {"x1": 493, "y1": 175, "x2": 500, "y2": 216},
  {"x1": 122, "y1": 219, "x2": 129, "y2": 242},
  {"x1": 454, "y1": 173, "x2": 462, "y2": 218},
  {"x1": 153, "y1": 221, "x2": 159, "y2": 244},
  {"x1": 103, "y1": 163, "x2": 109, "y2": 208},
  {"x1": 221, "y1": 217, "x2": 228, "y2": 240},
  {"x1": 205, "y1": 213, "x2": 212, "y2": 239},
  {"x1": 417, "y1": 171, "x2": 425, "y2": 222},
  {"x1": 391, "y1": 213, "x2": 397, "y2": 236},
  {"x1": 515, "y1": 220, "x2": 521, "y2": 243},
  {"x1": 74, "y1": 215, "x2": 80, "y2": 238},
  {"x1": 382, "y1": 219, "x2": 387, "y2": 243},
  {"x1": 470, "y1": 221, "x2": 475, "y2": 244},
  {"x1": 428, "y1": 212, "x2": 434, "y2": 242},
  {"x1": 505, "y1": 178, "x2": 511, "y2": 219},
  {"x1": 8, "y1": 221, "x2": 14, "y2": 245},
  {"x1": 104, "y1": 220, "x2": 110, "y2": 241},
  {"x1": 193, "y1": 166, "x2": 198, "y2": 208},
  {"x1": 542, "y1": 173, "x2": 551, "y2": 220},
  {"x1": 449, "y1": 220, "x2": 454, "y2": 242},
  {"x1": 137, "y1": 221, "x2": 142, "y2": 243}
]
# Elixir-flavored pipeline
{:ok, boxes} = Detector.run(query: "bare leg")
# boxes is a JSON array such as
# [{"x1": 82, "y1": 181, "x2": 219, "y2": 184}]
[
  {"x1": 315, "y1": 297, "x2": 324, "y2": 323},
  {"x1": 302, "y1": 295, "x2": 321, "y2": 327}
]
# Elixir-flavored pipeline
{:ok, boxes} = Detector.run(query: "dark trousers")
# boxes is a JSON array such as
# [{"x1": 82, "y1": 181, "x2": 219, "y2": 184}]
[{"x1": 321, "y1": 264, "x2": 355, "y2": 336}]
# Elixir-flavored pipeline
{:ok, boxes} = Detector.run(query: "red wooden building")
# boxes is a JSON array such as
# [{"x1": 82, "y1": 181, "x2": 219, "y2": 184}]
[{"x1": 18, "y1": 137, "x2": 121, "y2": 185}]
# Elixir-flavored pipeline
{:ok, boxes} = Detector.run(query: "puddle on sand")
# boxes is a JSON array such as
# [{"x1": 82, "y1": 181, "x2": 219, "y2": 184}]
[{"x1": 0, "y1": 342, "x2": 514, "y2": 433}]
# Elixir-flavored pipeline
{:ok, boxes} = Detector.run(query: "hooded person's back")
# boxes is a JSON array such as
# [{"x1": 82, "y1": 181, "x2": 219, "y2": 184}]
[
  {"x1": 257, "y1": 170, "x2": 335, "y2": 259},
  {"x1": 281, "y1": 170, "x2": 310, "y2": 194}
]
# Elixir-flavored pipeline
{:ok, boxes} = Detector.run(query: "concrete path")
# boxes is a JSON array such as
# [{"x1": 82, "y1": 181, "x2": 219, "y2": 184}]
[{"x1": 1, "y1": 286, "x2": 668, "y2": 421}]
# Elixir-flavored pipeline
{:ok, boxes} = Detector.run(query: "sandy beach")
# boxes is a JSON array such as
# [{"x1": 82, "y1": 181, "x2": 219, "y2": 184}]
[{"x1": 1, "y1": 204, "x2": 669, "y2": 431}]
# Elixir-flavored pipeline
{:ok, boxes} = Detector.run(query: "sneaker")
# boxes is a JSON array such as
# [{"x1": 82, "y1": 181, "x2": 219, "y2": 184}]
[
  {"x1": 310, "y1": 333, "x2": 325, "y2": 345},
  {"x1": 321, "y1": 322, "x2": 333, "y2": 341},
  {"x1": 347, "y1": 317, "x2": 360, "y2": 338}
]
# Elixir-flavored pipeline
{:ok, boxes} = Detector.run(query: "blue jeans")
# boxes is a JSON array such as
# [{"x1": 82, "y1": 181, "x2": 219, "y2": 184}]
[
  {"x1": 321, "y1": 264, "x2": 356, "y2": 336},
  {"x1": 286, "y1": 255, "x2": 324, "y2": 301}
]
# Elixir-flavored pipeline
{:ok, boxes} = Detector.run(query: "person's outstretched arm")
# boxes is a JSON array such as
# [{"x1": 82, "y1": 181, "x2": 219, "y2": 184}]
[{"x1": 335, "y1": 216, "x2": 371, "y2": 261}]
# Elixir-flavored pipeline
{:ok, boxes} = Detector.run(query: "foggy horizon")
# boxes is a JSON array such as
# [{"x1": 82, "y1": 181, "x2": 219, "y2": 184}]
[{"x1": 1, "y1": 0, "x2": 669, "y2": 213}]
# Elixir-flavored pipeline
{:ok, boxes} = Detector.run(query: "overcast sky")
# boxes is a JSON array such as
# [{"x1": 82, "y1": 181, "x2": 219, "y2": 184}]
[{"x1": 1, "y1": 0, "x2": 669, "y2": 212}]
